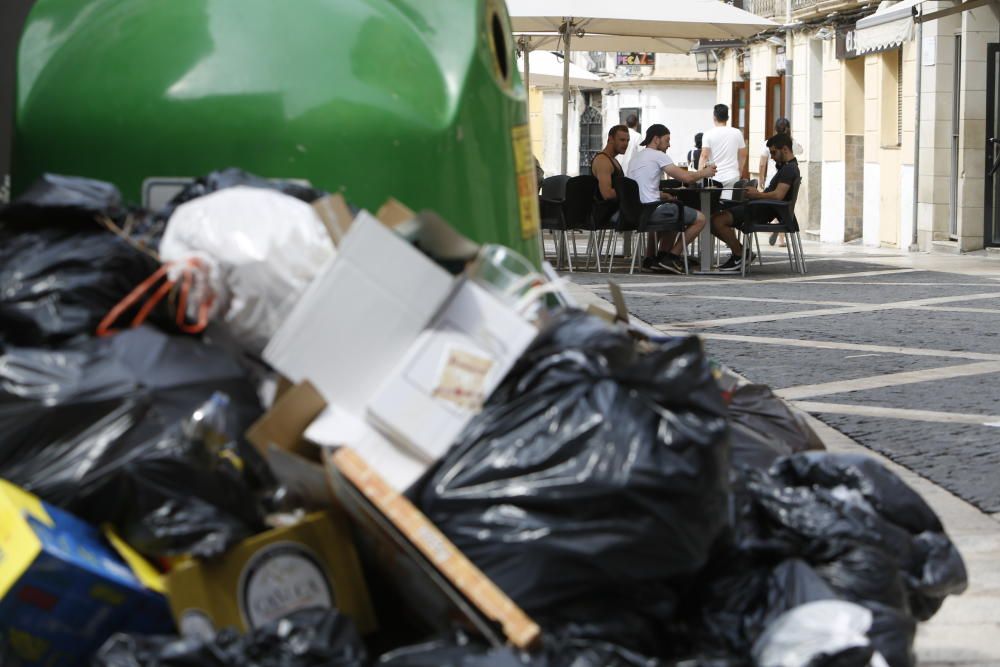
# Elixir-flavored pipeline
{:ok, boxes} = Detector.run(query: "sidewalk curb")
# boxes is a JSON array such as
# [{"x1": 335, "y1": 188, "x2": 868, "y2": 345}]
[{"x1": 563, "y1": 280, "x2": 1000, "y2": 665}]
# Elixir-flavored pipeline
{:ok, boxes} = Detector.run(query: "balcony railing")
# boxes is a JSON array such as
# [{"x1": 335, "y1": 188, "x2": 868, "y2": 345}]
[
  {"x1": 743, "y1": 0, "x2": 867, "y2": 20},
  {"x1": 792, "y1": 0, "x2": 866, "y2": 19},
  {"x1": 745, "y1": 0, "x2": 779, "y2": 18}
]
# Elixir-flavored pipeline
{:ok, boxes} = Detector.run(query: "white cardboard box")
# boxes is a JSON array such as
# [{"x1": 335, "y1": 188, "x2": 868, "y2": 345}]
[
  {"x1": 264, "y1": 211, "x2": 536, "y2": 489},
  {"x1": 366, "y1": 279, "x2": 536, "y2": 463},
  {"x1": 263, "y1": 211, "x2": 453, "y2": 416}
]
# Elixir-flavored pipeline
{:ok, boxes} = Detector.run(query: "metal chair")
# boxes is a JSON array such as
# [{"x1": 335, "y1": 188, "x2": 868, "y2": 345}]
[
  {"x1": 538, "y1": 175, "x2": 572, "y2": 270},
  {"x1": 614, "y1": 177, "x2": 693, "y2": 274},
  {"x1": 738, "y1": 177, "x2": 806, "y2": 277},
  {"x1": 562, "y1": 175, "x2": 611, "y2": 272}
]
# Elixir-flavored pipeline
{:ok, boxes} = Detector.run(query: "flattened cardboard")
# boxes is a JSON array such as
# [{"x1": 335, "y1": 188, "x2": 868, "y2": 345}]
[
  {"x1": 246, "y1": 380, "x2": 327, "y2": 459},
  {"x1": 311, "y1": 194, "x2": 355, "y2": 246},
  {"x1": 326, "y1": 448, "x2": 540, "y2": 650}
]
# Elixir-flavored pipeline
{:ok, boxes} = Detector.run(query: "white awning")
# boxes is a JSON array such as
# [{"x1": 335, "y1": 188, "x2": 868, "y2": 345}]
[
  {"x1": 516, "y1": 51, "x2": 603, "y2": 89},
  {"x1": 854, "y1": 0, "x2": 922, "y2": 55}
]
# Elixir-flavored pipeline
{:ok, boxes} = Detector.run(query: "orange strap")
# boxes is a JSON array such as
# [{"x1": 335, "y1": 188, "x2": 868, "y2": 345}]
[{"x1": 97, "y1": 260, "x2": 213, "y2": 337}]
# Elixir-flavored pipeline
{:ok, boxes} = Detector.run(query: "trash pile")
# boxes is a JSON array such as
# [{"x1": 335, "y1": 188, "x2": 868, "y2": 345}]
[{"x1": 0, "y1": 172, "x2": 967, "y2": 667}]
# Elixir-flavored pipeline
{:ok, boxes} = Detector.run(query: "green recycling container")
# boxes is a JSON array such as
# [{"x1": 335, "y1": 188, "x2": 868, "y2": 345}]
[{"x1": 12, "y1": 0, "x2": 540, "y2": 262}]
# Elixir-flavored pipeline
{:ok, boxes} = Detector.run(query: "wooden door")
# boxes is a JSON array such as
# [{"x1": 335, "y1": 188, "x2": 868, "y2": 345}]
[{"x1": 765, "y1": 76, "x2": 785, "y2": 139}]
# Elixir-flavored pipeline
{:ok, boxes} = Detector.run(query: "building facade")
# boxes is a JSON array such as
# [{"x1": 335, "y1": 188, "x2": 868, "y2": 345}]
[
  {"x1": 717, "y1": 0, "x2": 1000, "y2": 253},
  {"x1": 529, "y1": 53, "x2": 718, "y2": 178}
]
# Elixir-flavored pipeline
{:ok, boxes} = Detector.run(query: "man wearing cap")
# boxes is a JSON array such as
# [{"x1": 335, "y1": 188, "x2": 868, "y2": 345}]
[{"x1": 627, "y1": 124, "x2": 717, "y2": 273}]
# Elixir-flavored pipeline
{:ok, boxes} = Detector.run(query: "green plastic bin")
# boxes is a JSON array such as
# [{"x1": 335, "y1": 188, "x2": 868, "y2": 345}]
[{"x1": 12, "y1": 0, "x2": 540, "y2": 261}]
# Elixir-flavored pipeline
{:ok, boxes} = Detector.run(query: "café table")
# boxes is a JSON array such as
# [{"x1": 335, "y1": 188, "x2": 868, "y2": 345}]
[{"x1": 661, "y1": 184, "x2": 728, "y2": 273}]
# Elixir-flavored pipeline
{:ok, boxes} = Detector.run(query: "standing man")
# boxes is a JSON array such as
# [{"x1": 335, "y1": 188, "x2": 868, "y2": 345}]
[
  {"x1": 591, "y1": 125, "x2": 629, "y2": 227},
  {"x1": 617, "y1": 113, "x2": 643, "y2": 175},
  {"x1": 699, "y1": 104, "x2": 747, "y2": 199},
  {"x1": 627, "y1": 124, "x2": 716, "y2": 273},
  {"x1": 758, "y1": 117, "x2": 803, "y2": 246},
  {"x1": 710, "y1": 133, "x2": 799, "y2": 272}
]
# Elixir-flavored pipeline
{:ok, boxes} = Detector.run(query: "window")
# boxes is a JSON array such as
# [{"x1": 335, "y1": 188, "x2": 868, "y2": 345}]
[{"x1": 578, "y1": 106, "x2": 604, "y2": 176}]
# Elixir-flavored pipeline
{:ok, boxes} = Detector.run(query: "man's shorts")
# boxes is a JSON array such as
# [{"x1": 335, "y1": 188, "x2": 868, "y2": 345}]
[
  {"x1": 649, "y1": 202, "x2": 698, "y2": 226},
  {"x1": 726, "y1": 204, "x2": 781, "y2": 229}
]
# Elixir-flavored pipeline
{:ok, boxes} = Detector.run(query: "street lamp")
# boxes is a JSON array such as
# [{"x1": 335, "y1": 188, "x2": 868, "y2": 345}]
[{"x1": 694, "y1": 50, "x2": 718, "y2": 73}]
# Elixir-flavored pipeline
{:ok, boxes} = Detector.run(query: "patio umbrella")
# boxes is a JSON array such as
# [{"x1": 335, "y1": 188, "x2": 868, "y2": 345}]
[
  {"x1": 517, "y1": 50, "x2": 603, "y2": 89},
  {"x1": 507, "y1": 0, "x2": 777, "y2": 172}
]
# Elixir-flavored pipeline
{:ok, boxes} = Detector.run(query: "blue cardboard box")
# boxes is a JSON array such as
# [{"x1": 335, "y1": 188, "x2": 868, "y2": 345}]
[{"x1": 0, "y1": 480, "x2": 174, "y2": 666}]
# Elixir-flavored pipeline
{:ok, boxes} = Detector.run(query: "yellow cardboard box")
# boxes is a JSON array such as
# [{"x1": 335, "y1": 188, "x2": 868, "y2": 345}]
[{"x1": 165, "y1": 510, "x2": 376, "y2": 638}]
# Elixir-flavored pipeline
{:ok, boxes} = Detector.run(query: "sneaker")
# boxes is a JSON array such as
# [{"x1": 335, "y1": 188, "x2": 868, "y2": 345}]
[
  {"x1": 769, "y1": 231, "x2": 779, "y2": 246},
  {"x1": 642, "y1": 256, "x2": 667, "y2": 273},
  {"x1": 718, "y1": 251, "x2": 756, "y2": 272},
  {"x1": 655, "y1": 252, "x2": 685, "y2": 275}
]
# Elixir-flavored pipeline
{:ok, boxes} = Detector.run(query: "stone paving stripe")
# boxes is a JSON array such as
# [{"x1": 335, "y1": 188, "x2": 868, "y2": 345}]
[
  {"x1": 619, "y1": 291, "x2": 860, "y2": 307},
  {"x1": 679, "y1": 332, "x2": 1000, "y2": 362},
  {"x1": 775, "y1": 360, "x2": 1000, "y2": 400},
  {"x1": 665, "y1": 291, "x2": 1000, "y2": 329},
  {"x1": 916, "y1": 305, "x2": 1000, "y2": 315},
  {"x1": 579, "y1": 267, "x2": 919, "y2": 290},
  {"x1": 792, "y1": 401, "x2": 1000, "y2": 425},
  {"x1": 796, "y1": 281, "x2": 1000, "y2": 287}
]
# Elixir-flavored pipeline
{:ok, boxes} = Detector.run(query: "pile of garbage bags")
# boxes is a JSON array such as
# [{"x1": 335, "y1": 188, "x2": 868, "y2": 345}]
[{"x1": 0, "y1": 172, "x2": 967, "y2": 667}]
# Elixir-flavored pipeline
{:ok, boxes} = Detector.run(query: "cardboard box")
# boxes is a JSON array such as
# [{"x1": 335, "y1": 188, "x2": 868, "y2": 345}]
[
  {"x1": 0, "y1": 480, "x2": 172, "y2": 667},
  {"x1": 367, "y1": 279, "x2": 537, "y2": 462},
  {"x1": 326, "y1": 447, "x2": 540, "y2": 650},
  {"x1": 165, "y1": 510, "x2": 376, "y2": 639},
  {"x1": 263, "y1": 210, "x2": 455, "y2": 419},
  {"x1": 263, "y1": 209, "x2": 537, "y2": 490}
]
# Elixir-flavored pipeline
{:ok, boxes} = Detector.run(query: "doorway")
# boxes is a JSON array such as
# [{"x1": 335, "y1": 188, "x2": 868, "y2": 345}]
[
  {"x1": 765, "y1": 75, "x2": 785, "y2": 138},
  {"x1": 986, "y1": 43, "x2": 1000, "y2": 247},
  {"x1": 731, "y1": 80, "x2": 750, "y2": 144}
]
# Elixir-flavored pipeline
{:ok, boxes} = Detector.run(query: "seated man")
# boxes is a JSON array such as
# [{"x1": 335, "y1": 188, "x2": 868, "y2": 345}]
[
  {"x1": 626, "y1": 124, "x2": 716, "y2": 274},
  {"x1": 710, "y1": 133, "x2": 799, "y2": 272},
  {"x1": 591, "y1": 124, "x2": 629, "y2": 227}
]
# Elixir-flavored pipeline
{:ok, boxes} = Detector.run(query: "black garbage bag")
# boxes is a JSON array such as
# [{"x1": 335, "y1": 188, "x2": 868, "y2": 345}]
[
  {"x1": 812, "y1": 544, "x2": 910, "y2": 612},
  {"x1": 726, "y1": 384, "x2": 824, "y2": 454},
  {"x1": 0, "y1": 174, "x2": 170, "y2": 346},
  {"x1": 767, "y1": 453, "x2": 968, "y2": 619},
  {"x1": 0, "y1": 173, "x2": 125, "y2": 224},
  {"x1": 694, "y1": 558, "x2": 839, "y2": 656},
  {"x1": 377, "y1": 634, "x2": 662, "y2": 667},
  {"x1": 705, "y1": 453, "x2": 963, "y2": 667},
  {"x1": 93, "y1": 607, "x2": 366, "y2": 667},
  {"x1": 156, "y1": 168, "x2": 329, "y2": 222},
  {"x1": 728, "y1": 421, "x2": 793, "y2": 471},
  {"x1": 0, "y1": 223, "x2": 167, "y2": 346},
  {"x1": 750, "y1": 599, "x2": 878, "y2": 667},
  {"x1": 415, "y1": 311, "x2": 731, "y2": 646},
  {"x1": 0, "y1": 326, "x2": 269, "y2": 558}
]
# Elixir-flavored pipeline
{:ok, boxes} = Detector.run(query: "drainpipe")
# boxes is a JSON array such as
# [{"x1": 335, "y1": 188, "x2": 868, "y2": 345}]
[
  {"x1": 784, "y1": 0, "x2": 793, "y2": 120},
  {"x1": 910, "y1": 6, "x2": 923, "y2": 251}
]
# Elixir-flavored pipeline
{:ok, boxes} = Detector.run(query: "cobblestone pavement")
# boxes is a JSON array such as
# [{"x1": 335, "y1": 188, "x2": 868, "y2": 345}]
[
  {"x1": 565, "y1": 243, "x2": 1000, "y2": 515},
  {"x1": 559, "y1": 238, "x2": 1000, "y2": 666}
]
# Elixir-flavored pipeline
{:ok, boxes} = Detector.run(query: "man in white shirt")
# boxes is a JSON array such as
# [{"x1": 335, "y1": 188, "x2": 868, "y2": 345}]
[
  {"x1": 627, "y1": 124, "x2": 717, "y2": 273},
  {"x1": 617, "y1": 113, "x2": 643, "y2": 175},
  {"x1": 699, "y1": 104, "x2": 747, "y2": 199}
]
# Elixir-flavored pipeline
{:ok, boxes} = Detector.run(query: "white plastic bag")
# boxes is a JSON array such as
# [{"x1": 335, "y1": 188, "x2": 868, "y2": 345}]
[
  {"x1": 161, "y1": 187, "x2": 335, "y2": 353},
  {"x1": 753, "y1": 600, "x2": 888, "y2": 667}
]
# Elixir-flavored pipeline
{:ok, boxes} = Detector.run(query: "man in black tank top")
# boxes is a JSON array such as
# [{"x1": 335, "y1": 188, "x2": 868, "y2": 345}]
[{"x1": 591, "y1": 125, "x2": 629, "y2": 225}]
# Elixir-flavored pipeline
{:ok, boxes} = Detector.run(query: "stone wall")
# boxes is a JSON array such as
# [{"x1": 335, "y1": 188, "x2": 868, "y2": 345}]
[{"x1": 844, "y1": 134, "x2": 865, "y2": 240}]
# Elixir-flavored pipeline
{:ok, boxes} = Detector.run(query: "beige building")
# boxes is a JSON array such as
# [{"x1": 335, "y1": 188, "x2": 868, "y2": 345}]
[{"x1": 715, "y1": 0, "x2": 999, "y2": 253}]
